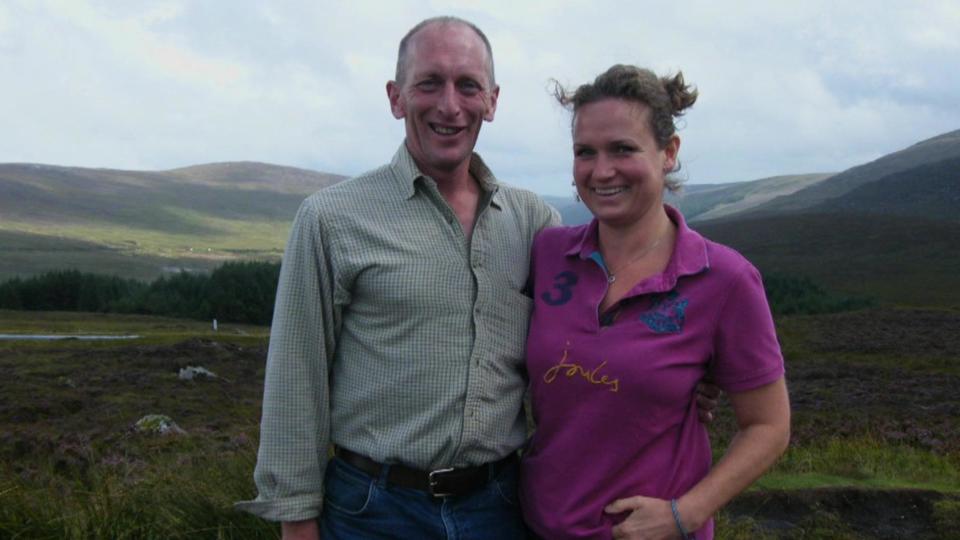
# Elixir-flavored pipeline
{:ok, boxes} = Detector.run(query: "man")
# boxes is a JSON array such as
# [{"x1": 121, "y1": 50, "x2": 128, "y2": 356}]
[
  {"x1": 238, "y1": 16, "x2": 717, "y2": 539},
  {"x1": 237, "y1": 17, "x2": 557, "y2": 539}
]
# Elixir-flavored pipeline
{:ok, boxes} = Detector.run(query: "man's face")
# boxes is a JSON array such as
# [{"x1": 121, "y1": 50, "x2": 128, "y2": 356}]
[{"x1": 387, "y1": 23, "x2": 499, "y2": 178}]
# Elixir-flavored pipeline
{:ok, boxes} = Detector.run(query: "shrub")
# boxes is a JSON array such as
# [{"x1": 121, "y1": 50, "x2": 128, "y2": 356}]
[{"x1": 762, "y1": 272, "x2": 874, "y2": 316}]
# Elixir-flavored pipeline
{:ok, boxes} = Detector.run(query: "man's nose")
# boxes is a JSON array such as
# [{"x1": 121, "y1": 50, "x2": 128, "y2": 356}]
[{"x1": 436, "y1": 83, "x2": 461, "y2": 116}]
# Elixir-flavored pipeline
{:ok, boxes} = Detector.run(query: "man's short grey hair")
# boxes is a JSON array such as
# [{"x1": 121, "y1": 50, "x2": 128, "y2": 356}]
[{"x1": 394, "y1": 16, "x2": 496, "y2": 87}]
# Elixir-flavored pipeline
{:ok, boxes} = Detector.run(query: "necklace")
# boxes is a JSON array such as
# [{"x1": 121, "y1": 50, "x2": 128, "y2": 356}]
[{"x1": 604, "y1": 230, "x2": 667, "y2": 284}]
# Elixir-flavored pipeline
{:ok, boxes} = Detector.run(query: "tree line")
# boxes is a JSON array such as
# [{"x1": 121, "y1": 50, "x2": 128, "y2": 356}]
[
  {"x1": 0, "y1": 264, "x2": 871, "y2": 325},
  {"x1": 0, "y1": 262, "x2": 280, "y2": 325},
  {"x1": 761, "y1": 273, "x2": 873, "y2": 315}
]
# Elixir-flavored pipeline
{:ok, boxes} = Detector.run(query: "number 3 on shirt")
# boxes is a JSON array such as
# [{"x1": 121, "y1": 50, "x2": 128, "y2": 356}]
[{"x1": 541, "y1": 271, "x2": 578, "y2": 306}]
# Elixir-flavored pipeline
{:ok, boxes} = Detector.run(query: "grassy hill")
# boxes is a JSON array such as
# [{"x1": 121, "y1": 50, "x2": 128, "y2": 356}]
[
  {"x1": 0, "y1": 230, "x2": 225, "y2": 281},
  {"x1": 0, "y1": 162, "x2": 343, "y2": 280},
  {"x1": 679, "y1": 174, "x2": 834, "y2": 222},
  {"x1": 694, "y1": 212, "x2": 960, "y2": 308},
  {"x1": 813, "y1": 156, "x2": 960, "y2": 222},
  {"x1": 3, "y1": 128, "x2": 957, "y2": 299},
  {"x1": 746, "y1": 129, "x2": 960, "y2": 216},
  {"x1": 552, "y1": 175, "x2": 835, "y2": 226},
  {"x1": 545, "y1": 129, "x2": 960, "y2": 309}
]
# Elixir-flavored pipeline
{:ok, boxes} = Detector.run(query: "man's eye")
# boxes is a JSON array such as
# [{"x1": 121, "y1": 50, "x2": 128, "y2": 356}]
[
  {"x1": 416, "y1": 80, "x2": 440, "y2": 91},
  {"x1": 458, "y1": 80, "x2": 481, "y2": 94}
]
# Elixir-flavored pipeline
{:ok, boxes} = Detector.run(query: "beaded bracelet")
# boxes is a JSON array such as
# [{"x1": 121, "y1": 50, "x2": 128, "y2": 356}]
[{"x1": 670, "y1": 498, "x2": 692, "y2": 540}]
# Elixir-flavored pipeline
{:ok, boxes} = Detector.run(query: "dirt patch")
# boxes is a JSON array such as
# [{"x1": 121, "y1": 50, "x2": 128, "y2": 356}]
[{"x1": 726, "y1": 488, "x2": 960, "y2": 539}]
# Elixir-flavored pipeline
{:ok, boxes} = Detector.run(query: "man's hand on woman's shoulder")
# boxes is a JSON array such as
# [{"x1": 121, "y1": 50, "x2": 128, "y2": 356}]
[{"x1": 696, "y1": 381, "x2": 722, "y2": 423}]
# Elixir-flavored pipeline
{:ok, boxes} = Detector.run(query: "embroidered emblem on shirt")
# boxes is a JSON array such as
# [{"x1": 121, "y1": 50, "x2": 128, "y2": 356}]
[
  {"x1": 639, "y1": 290, "x2": 688, "y2": 334},
  {"x1": 542, "y1": 271, "x2": 578, "y2": 306},
  {"x1": 543, "y1": 345, "x2": 619, "y2": 392}
]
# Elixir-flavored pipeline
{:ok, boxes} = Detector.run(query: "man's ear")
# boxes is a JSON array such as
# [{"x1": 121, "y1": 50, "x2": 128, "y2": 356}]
[
  {"x1": 386, "y1": 80, "x2": 405, "y2": 119},
  {"x1": 483, "y1": 84, "x2": 500, "y2": 122}
]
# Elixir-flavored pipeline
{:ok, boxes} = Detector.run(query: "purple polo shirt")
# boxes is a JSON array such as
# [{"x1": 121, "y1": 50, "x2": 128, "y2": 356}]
[{"x1": 519, "y1": 206, "x2": 784, "y2": 540}]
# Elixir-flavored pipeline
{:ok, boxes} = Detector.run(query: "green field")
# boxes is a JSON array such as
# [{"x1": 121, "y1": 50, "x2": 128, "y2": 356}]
[
  {"x1": 0, "y1": 161, "x2": 337, "y2": 281},
  {"x1": 0, "y1": 221, "x2": 287, "y2": 282},
  {"x1": 1, "y1": 309, "x2": 958, "y2": 539}
]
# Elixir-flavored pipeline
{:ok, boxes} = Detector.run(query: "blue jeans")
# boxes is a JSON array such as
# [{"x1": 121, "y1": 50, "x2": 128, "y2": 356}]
[{"x1": 319, "y1": 456, "x2": 526, "y2": 539}]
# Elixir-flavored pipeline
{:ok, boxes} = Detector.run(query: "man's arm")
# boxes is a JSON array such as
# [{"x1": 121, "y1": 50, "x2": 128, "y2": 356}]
[
  {"x1": 696, "y1": 381, "x2": 721, "y2": 423},
  {"x1": 236, "y1": 197, "x2": 340, "y2": 524}
]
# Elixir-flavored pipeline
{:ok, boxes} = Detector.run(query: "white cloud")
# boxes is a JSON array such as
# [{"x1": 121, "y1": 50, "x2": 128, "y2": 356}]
[{"x1": 0, "y1": 1, "x2": 958, "y2": 194}]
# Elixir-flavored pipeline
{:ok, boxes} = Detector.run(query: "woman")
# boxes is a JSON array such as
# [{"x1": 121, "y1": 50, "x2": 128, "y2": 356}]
[{"x1": 519, "y1": 65, "x2": 791, "y2": 540}]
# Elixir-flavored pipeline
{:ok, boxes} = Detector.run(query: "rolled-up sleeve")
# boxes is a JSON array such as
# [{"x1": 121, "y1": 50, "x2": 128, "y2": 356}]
[{"x1": 235, "y1": 197, "x2": 341, "y2": 521}]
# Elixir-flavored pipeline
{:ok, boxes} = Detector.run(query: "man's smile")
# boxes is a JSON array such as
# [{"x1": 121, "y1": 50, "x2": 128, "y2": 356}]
[{"x1": 429, "y1": 123, "x2": 465, "y2": 136}]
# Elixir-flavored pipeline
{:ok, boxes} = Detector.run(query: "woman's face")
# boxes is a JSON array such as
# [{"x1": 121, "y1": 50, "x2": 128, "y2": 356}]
[{"x1": 571, "y1": 98, "x2": 678, "y2": 229}]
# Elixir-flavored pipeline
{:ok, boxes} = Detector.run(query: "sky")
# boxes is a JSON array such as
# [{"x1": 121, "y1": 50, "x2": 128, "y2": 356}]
[{"x1": 1, "y1": 0, "x2": 958, "y2": 196}]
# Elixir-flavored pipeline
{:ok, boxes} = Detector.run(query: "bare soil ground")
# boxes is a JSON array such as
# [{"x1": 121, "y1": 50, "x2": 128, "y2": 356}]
[
  {"x1": 727, "y1": 488, "x2": 960, "y2": 539},
  {"x1": 0, "y1": 337, "x2": 267, "y2": 481},
  {"x1": 713, "y1": 307, "x2": 960, "y2": 538},
  {"x1": 1, "y1": 307, "x2": 958, "y2": 538},
  {"x1": 785, "y1": 308, "x2": 960, "y2": 453}
]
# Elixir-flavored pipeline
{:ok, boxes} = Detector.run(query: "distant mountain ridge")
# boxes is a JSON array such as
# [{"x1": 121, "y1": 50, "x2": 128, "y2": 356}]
[
  {"x1": 555, "y1": 173, "x2": 837, "y2": 226},
  {"x1": 740, "y1": 129, "x2": 960, "y2": 218},
  {"x1": 553, "y1": 129, "x2": 959, "y2": 226},
  {"x1": 694, "y1": 129, "x2": 960, "y2": 307},
  {"x1": 166, "y1": 161, "x2": 344, "y2": 193},
  {"x1": 814, "y1": 156, "x2": 960, "y2": 221},
  {"x1": 2, "y1": 128, "x2": 958, "y2": 307},
  {"x1": 544, "y1": 128, "x2": 960, "y2": 307},
  {"x1": 0, "y1": 161, "x2": 344, "y2": 280}
]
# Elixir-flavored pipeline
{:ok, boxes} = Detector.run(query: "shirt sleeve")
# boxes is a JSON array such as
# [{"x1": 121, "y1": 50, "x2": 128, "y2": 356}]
[
  {"x1": 710, "y1": 262, "x2": 785, "y2": 393},
  {"x1": 235, "y1": 197, "x2": 340, "y2": 522},
  {"x1": 542, "y1": 200, "x2": 562, "y2": 229}
]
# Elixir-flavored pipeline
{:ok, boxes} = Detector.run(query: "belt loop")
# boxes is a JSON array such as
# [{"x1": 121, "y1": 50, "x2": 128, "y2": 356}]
[{"x1": 376, "y1": 462, "x2": 391, "y2": 488}]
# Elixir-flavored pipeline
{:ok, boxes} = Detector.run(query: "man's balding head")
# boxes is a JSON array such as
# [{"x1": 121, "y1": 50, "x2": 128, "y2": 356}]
[{"x1": 395, "y1": 16, "x2": 495, "y2": 88}]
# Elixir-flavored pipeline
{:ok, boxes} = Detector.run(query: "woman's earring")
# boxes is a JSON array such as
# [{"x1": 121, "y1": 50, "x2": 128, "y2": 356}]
[{"x1": 572, "y1": 180, "x2": 581, "y2": 202}]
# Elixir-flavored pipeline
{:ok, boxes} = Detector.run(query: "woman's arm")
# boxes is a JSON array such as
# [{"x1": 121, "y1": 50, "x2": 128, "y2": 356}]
[{"x1": 606, "y1": 377, "x2": 790, "y2": 539}]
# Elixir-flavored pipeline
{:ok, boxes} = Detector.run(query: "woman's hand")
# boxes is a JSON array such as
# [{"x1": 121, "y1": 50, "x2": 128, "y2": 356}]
[{"x1": 605, "y1": 496, "x2": 684, "y2": 539}]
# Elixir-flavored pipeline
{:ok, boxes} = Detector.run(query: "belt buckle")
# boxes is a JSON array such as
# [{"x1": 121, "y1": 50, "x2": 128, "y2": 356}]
[{"x1": 428, "y1": 467, "x2": 456, "y2": 498}]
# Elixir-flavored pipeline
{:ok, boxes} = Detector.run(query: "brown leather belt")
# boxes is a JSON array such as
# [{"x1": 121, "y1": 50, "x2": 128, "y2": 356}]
[{"x1": 335, "y1": 447, "x2": 516, "y2": 498}]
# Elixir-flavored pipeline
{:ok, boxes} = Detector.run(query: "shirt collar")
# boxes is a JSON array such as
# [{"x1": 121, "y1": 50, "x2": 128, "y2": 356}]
[
  {"x1": 388, "y1": 142, "x2": 503, "y2": 209},
  {"x1": 564, "y1": 204, "x2": 710, "y2": 291}
]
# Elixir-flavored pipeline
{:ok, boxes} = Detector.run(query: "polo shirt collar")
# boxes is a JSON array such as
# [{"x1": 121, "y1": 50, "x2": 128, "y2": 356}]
[
  {"x1": 388, "y1": 142, "x2": 504, "y2": 209},
  {"x1": 564, "y1": 204, "x2": 710, "y2": 293}
]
